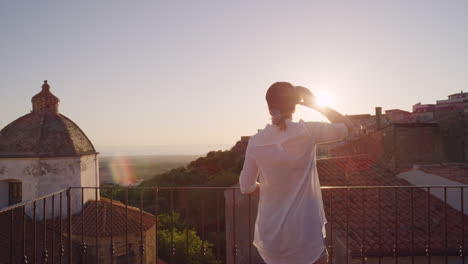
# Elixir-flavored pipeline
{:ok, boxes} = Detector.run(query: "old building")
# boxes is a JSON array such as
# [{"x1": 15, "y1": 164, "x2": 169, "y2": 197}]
[
  {"x1": 412, "y1": 91, "x2": 468, "y2": 123},
  {"x1": 385, "y1": 109, "x2": 411, "y2": 123},
  {"x1": 69, "y1": 198, "x2": 158, "y2": 264},
  {"x1": 0, "y1": 81, "x2": 99, "y2": 216},
  {"x1": 0, "y1": 81, "x2": 164, "y2": 263},
  {"x1": 328, "y1": 123, "x2": 445, "y2": 169}
]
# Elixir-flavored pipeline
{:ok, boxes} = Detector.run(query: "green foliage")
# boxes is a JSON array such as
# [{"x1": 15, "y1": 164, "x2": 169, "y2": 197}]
[
  {"x1": 157, "y1": 212, "x2": 185, "y2": 230},
  {"x1": 139, "y1": 148, "x2": 245, "y2": 189},
  {"x1": 100, "y1": 145, "x2": 247, "y2": 263},
  {"x1": 157, "y1": 213, "x2": 219, "y2": 264}
]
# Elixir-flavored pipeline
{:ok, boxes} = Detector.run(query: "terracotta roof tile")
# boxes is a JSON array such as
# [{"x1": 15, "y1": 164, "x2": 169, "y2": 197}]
[
  {"x1": 418, "y1": 163, "x2": 468, "y2": 184},
  {"x1": 0, "y1": 199, "x2": 160, "y2": 262},
  {"x1": 70, "y1": 198, "x2": 155, "y2": 237},
  {"x1": 317, "y1": 155, "x2": 468, "y2": 257}
]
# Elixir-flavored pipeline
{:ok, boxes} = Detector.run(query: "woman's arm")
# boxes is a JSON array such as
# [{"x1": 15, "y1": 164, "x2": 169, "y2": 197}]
[
  {"x1": 296, "y1": 86, "x2": 356, "y2": 133},
  {"x1": 239, "y1": 152, "x2": 260, "y2": 195}
]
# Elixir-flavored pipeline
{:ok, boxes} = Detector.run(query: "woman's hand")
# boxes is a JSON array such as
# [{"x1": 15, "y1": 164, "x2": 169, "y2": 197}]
[{"x1": 295, "y1": 86, "x2": 318, "y2": 109}]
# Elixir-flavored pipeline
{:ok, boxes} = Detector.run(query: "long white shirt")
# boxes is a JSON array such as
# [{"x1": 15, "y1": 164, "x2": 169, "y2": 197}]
[{"x1": 239, "y1": 119, "x2": 348, "y2": 264}]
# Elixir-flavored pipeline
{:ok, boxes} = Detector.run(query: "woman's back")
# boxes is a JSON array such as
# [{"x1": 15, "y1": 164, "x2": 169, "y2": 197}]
[
  {"x1": 240, "y1": 82, "x2": 352, "y2": 264},
  {"x1": 240, "y1": 119, "x2": 347, "y2": 264}
]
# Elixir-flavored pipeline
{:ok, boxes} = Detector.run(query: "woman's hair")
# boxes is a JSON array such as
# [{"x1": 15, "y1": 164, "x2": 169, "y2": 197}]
[{"x1": 266, "y1": 82, "x2": 301, "y2": 131}]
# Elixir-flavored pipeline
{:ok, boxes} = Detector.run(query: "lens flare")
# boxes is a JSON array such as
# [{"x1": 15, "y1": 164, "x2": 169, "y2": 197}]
[{"x1": 109, "y1": 156, "x2": 136, "y2": 185}]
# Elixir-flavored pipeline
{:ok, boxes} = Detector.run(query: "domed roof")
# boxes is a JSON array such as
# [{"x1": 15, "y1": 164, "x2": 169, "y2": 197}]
[{"x1": 0, "y1": 81, "x2": 97, "y2": 158}]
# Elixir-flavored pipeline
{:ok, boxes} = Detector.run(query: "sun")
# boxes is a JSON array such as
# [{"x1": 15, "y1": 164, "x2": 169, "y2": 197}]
[{"x1": 314, "y1": 90, "x2": 334, "y2": 107}]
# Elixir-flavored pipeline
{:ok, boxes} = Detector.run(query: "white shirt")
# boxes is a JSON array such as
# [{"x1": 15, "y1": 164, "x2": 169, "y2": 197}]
[{"x1": 239, "y1": 119, "x2": 348, "y2": 264}]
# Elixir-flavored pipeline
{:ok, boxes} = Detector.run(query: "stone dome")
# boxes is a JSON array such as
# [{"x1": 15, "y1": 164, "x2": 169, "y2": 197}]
[{"x1": 0, "y1": 81, "x2": 97, "y2": 157}]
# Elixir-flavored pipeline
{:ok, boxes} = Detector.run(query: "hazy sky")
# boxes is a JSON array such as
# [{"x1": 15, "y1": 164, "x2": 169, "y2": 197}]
[{"x1": 1, "y1": 0, "x2": 467, "y2": 147}]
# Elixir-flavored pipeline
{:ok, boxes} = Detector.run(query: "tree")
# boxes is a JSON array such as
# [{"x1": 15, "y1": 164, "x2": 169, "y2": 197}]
[{"x1": 157, "y1": 213, "x2": 219, "y2": 264}]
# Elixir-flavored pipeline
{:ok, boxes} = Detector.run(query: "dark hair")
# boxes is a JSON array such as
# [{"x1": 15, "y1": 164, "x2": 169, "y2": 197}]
[{"x1": 266, "y1": 82, "x2": 300, "y2": 131}]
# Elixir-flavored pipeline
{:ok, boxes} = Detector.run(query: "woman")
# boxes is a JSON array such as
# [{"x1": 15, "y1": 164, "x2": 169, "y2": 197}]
[{"x1": 239, "y1": 82, "x2": 354, "y2": 264}]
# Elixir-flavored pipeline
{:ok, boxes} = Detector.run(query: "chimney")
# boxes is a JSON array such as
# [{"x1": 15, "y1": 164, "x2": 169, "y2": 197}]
[{"x1": 375, "y1": 107, "x2": 382, "y2": 130}]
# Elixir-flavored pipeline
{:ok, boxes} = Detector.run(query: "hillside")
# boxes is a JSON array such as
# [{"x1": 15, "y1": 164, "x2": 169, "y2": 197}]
[{"x1": 139, "y1": 138, "x2": 248, "y2": 188}]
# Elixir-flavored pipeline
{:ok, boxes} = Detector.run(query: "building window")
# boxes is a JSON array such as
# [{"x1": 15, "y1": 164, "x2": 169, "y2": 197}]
[{"x1": 8, "y1": 182, "x2": 22, "y2": 205}]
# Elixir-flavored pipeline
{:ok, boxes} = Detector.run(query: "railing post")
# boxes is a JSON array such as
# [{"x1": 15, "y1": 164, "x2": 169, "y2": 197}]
[
  {"x1": 170, "y1": 189, "x2": 175, "y2": 263},
  {"x1": 461, "y1": 187, "x2": 465, "y2": 264},
  {"x1": 110, "y1": 188, "x2": 115, "y2": 264},
  {"x1": 346, "y1": 188, "x2": 349, "y2": 264},
  {"x1": 10, "y1": 206, "x2": 14, "y2": 263},
  {"x1": 328, "y1": 189, "x2": 334, "y2": 264},
  {"x1": 411, "y1": 187, "x2": 414, "y2": 264},
  {"x1": 67, "y1": 188, "x2": 72, "y2": 264},
  {"x1": 34, "y1": 201, "x2": 37, "y2": 264},
  {"x1": 154, "y1": 188, "x2": 159, "y2": 264},
  {"x1": 378, "y1": 188, "x2": 382, "y2": 264},
  {"x1": 426, "y1": 187, "x2": 431, "y2": 264},
  {"x1": 23, "y1": 205, "x2": 28, "y2": 263},
  {"x1": 361, "y1": 189, "x2": 366, "y2": 264},
  {"x1": 81, "y1": 188, "x2": 87, "y2": 261},
  {"x1": 60, "y1": 192, "x2": 64, "y2": 263},
  {"x1": 43, "y1": 198, "x2": 48, "y2": 263},
  {"x1": 52, "y1": 195, "x2": 55, "y2": 264},
  {"x1": 95, "y1": 187, "x2": 99, "y2": 264},
  {"x1": 140, "y1": 190, "x2": 145, "y2": 264},
  {"x1": 232, "y1": 189, "x2": 237, "y2": 264}
]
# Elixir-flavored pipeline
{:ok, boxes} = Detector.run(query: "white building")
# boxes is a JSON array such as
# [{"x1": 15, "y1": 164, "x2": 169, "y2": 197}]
[{"x1": 0, "y1": 81, "x2": 99, "y2": 216}]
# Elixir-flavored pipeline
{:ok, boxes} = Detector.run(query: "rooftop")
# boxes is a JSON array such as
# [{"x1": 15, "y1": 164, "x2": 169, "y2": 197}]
[
  {"x1": 318, "y1": 155, "x2": 468, "y2": 256},
  {"x1": 0, "y1": 81, "x2": 96, "y2": 158},
  {"x1": 70, "y1": 198, "x2": 155, "y2": 237},
  {"x1": 417, "y1": 163, "x2": 468, "y2": 185}
]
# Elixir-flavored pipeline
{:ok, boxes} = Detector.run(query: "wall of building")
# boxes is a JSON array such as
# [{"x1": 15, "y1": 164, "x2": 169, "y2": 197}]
[
  {"x1": 0, "y1": 158, "x2": 46, "y2": 207},
  {"x1": 390, "y1": 124, "x2": 445, "y2": 168},
  {"x1": 69, "y1": 226, "x2": 156, "y2": 264},
  {"x1": 436, "y1": 111, "x2": 467, "y2": 162},
  {"x1": 328, "y1": 129, "x2": 385, "y2": 162},
  {"x1": 0, "y1": 154, "x2": 100, "y2": 217},
  {"x1": 330, "y1": 124, "x2": 446, "y2": 169},
  {"x1": 0, "y1": 181, "x2": 9, "y2": 207},
  {"x1": 80, "y1": 154, "x2": 100, "y2": 202}
]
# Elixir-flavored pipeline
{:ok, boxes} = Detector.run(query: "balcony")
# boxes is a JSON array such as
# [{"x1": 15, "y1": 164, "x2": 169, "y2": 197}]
[{"x1": 1, "y1": 186, "x2": 468, "y2": 264}]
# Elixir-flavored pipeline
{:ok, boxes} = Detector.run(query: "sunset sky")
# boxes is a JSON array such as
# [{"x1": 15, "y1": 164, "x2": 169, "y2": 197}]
[{"x1": 1, "y1": 0, "x2": 467, "y2": 149}]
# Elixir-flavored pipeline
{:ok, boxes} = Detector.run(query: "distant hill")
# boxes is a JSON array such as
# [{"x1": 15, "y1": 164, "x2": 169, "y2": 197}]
[
  {"x1": 99, "y1": 155, "x2": 202, "y2": 185},
  {"x1": 96, "y1": 144, "x2": 232, "y2": 156},
  {"x1": 139, "y1": 138, "x2": 249, "y2": 188}
]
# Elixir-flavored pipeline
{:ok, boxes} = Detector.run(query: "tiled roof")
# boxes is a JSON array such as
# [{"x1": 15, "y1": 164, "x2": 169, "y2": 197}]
[
  {"x1": 0, "y1": 112, "x2": 97, "y2": 158},
  {"x1": 0, "y1": 201, "x2": 163, "y2": 263},
  {"x1": 70, "y1": 198, "x2": 155, "y2": 237},
  {"x1": 317, "y1": 155, "x2": 468, "y2": 257},
  {"x1": 418, "y1": 163, "x2": 468, "y2": 184},
  {"x1": 0, "y1": 81, "x2": 96, "y2": 158},
  {"x1": 318, "y1": 155, "x2": 398, "y2": 186}
]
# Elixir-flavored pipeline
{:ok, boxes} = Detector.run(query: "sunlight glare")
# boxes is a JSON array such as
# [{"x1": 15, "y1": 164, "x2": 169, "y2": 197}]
[{"x1": 314, "y1": 90, "x2": 334, "y2": 107}]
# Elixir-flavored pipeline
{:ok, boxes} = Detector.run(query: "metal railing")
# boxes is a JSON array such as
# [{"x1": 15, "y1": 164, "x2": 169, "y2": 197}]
[{"x1": 1, "y1": 185, "x2": 468, "y2": 263}]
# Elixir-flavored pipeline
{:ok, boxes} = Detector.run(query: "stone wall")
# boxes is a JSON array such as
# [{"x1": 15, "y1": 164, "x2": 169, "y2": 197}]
[
  {"x1": 436, "y1": 111, "x2": 468, "y2": 162},
  {"x1": 390, "y1": 124, "x2": 445, "y2": 168}
]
